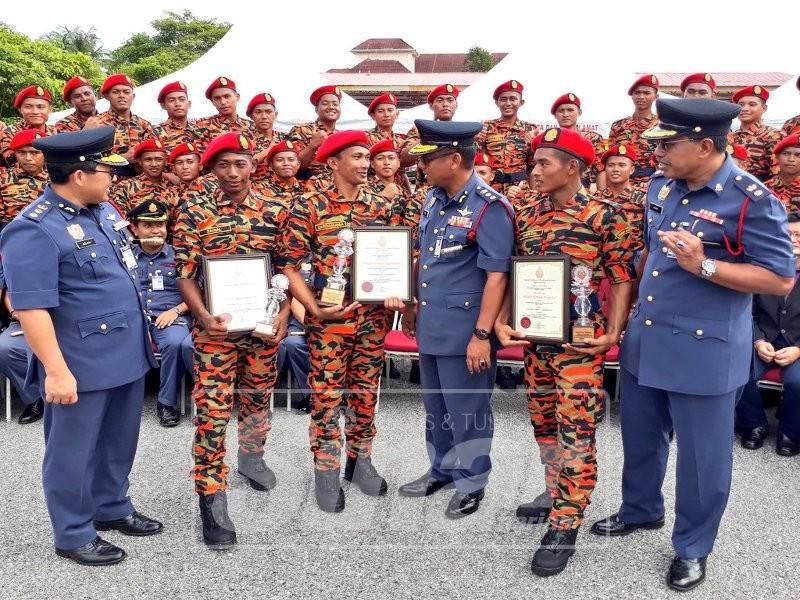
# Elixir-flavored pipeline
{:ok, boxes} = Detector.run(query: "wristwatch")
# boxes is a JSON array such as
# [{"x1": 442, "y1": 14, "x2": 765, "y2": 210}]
[
  {"x1": 700, "y1": 258, "x2": 717, "y2": 279},
  {"x1": 473, "y1": 327, "x2": 490, "y2": 340}
]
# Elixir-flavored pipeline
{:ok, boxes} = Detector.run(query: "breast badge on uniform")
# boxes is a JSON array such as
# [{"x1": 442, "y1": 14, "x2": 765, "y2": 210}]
[
  {"x1": 66, "y1": 224, "x2": 85, "y2": 241},
  {"x1": 658, "y1": 185, "x2": 671, "y2": 200}
]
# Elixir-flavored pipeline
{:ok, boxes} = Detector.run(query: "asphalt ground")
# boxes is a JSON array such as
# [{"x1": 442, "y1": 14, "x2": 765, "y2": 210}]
[{"x1": 0, "y1": 368, "x2": 797, "y2": 600}]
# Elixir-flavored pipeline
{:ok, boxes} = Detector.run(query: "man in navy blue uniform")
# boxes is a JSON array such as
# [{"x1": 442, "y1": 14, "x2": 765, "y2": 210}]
[
  {"x1": 591, "y1": 98, "x2": 795, "y2": 592},
  {"x1": 0, "y1": 127, "x2": 162, "y2": 566},
  {"x1": 128, "y1": 199, "x2": 193, "y2": 427},
  {"x1": 395, "y1": 119, "x2": 514, "y2": 518}
]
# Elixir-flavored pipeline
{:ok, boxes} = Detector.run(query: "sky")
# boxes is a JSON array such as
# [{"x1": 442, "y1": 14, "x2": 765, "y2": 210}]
[{"x1": 5, "y1": 0, "x2": 796, "y2": 72}]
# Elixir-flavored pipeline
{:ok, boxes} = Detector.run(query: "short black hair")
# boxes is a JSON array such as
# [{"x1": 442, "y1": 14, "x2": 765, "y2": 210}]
[
  {"x1": 46, "y1": 162, "x2": 98, "y2": 184},
  {"x1": 551, "y1": 148, "x2": 586, "y2": 173},
  {"x1": 787, "y1": 212, "x2": 800, "y2": 224}
]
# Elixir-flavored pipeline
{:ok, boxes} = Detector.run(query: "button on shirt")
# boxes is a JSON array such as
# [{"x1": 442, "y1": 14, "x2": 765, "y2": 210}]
[
  {"x1": 0, "y1": 187, "x2": 156, "y2": 392},
  {"x1": 621, "y1": 157, "x2": 795, "y2": 395},
  {"x1": 415, "y1": 173, "x2": 514, "y2": 356}
]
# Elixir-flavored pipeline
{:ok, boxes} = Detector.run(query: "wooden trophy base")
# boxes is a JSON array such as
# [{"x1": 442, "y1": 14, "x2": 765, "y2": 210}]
[
  {"x1": 571, "y1": 325, "x2": 595, "y2": 347},
  {"x1": 320, "y1": 287, "x2": 346, "y2": 307}
]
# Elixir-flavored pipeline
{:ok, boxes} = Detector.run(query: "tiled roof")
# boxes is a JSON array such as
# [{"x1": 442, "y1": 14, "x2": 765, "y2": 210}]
[
  {"x1": 328, "y1": 59, "x2": 411, "y2": 74},
  {"x1": 352, "y1": 38, "x2": 415, "y2": 52},
  {"x1": 415, "y1": 53, "x2": 508, "y2": 73}
]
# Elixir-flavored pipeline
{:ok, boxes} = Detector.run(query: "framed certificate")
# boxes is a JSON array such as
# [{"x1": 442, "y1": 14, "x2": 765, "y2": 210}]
[
  {"x1": 352, "y1": 227, "x2": 413, "y2": 303},
  {"x1": 202, "y1": 254, "x2": 271, "y2": 333},
  {"x1": 511, "y1": 255, "x2": 570, "y2": 344}
]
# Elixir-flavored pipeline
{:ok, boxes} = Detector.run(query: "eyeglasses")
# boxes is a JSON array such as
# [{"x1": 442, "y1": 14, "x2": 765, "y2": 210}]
[
  {"x1": 88, "y1": 168, "x2": 114, "y2": 178},
  {"x1": 655, "y1": 138, "x2": 698, "y2": 152}
]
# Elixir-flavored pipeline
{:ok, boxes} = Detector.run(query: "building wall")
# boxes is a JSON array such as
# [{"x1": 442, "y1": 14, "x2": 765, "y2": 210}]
[{"x1": 353, "y1": 51, "x2": 415, "y2": 72}]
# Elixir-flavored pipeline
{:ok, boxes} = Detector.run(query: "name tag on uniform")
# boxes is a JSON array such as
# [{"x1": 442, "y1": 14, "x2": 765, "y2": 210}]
[
  {"x1": 151, "y1": 272, "x2": 164, "y2": 291},
  {"x1": 121, "y1": 246, "x2": 137, "y2": 270},
  {"x1": 113, "y1": 219, "x2": 130, "y2": 231},
  {"x1": 649, "y1": 203, "x2": 663, "y2": 214},
  {"x1": 448, "y1": 215, "x2": 472, "y2": 228},
  {"x1": 76, "y1": 238, "x2": 96, "y2": 249}
]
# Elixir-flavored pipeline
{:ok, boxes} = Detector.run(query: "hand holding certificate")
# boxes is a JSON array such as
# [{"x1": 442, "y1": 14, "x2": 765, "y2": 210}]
[
  {"x1": 511, "y1": 256, "x2": 570, "y2": 344},
  {"x1": 202, "y1": 254, "x2": 271, "y2": 333}
]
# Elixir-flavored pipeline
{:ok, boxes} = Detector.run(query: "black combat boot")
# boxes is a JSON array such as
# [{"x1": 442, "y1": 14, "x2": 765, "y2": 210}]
[
  {"x1": 343, "y1": 455, "x2": 388, "y2": 496},
  {"x1": 198, "y1": 491, "x2": 236, "y2": 549}
]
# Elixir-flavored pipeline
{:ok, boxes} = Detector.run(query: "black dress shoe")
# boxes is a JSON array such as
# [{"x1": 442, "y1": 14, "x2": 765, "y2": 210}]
[
  {"x1": 531, "y1": 527, "x2": 578, "y2": 577},
  {"x1": 198, "y1": 492, "x2": 236, "y2": 549},
  {"x1": 314, "y1": 469, "x2": 345, "y2": 513},
  {"x1": 18, "y1": 398, "x2": 44, "y2": 425},
  {"x1": 55, "y1": 536, "x2": 126, "y2": 566},
  {"x1": 740, "y1": 425, "x2": 768, "y2": 450},
  {"x1": 157, "y1": 402, "x2": 180, "y2": 427},
  {"x1": 667, "y1": 556, "x2": 706, "y2": 592},
  {"x1": 776, "y1": 433, "x2": 800, "y2": 457},
  {"x1": 94, "y1": 510, "x2": 163, "y2": 536},
  {"x1": 398, "y1": 472, "x2": 454, "y2": 497},
  {"x1": 343, "y1": 456, "x2": 388, "y2": 496},
  {"x1": 590, "y1": 513, "x2": 665, "y2": 537},
  {"x1": 516, "y1": 490, "x2": 552, "y2": 524},
  {"x1": 444, "y1": 489, "x2": 484, "y2": 519}
]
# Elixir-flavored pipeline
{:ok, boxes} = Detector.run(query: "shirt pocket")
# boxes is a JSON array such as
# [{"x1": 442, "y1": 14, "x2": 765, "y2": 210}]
[
  {"x1": 671, "y1": 314, "x2": 728, "y2": 341},
  {"x1": 73, "y1": 246, "x2": 114, "y2": 284},
  {"x1": 438, "y1": 225, "x2": 470, "y2": 260},
  {"x1": 445, "y1": 291, "x2": 483, "y2": 311},
  {"x1": 247, "y1": 224, "x2": 277, "y2": 253},
  {"x1": 77, "y1": 311, "x2": 129, "y2": 338}
]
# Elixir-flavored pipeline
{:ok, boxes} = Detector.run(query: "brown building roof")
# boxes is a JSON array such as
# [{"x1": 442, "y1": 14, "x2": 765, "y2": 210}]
[
  {"x1": 352, "y1": 38, "x2": 415, "y2": 52},
  {"x1": 415, "y1": 53, "x2": 507, "y2": 73},
  {"x1": 328, "y1": 59, "x2": 411, "y2": 74}
]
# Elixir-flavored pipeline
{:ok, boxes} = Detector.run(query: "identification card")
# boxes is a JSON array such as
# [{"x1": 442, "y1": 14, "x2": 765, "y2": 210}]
[
  {"x1": 122, "y1": 246, "x2": 137, "y2": 270},
  {"x1": 151, "y1": 272, "x2": 164, "y2": 291},
  {"x1": 434, "y1": 235, "x2": 443, "y2": 257}
]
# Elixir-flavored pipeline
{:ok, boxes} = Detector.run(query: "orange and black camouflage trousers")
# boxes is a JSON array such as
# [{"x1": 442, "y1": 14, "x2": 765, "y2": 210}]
[
  {"x1": 524, "y1": 346, "x2": 604, "y2": 530},
  {"x1": 306, "y1": 306, "x2": 389, "y2": 471},
  {"x1": 191, "y1": 331, "x2": 278, "y2": 494}
]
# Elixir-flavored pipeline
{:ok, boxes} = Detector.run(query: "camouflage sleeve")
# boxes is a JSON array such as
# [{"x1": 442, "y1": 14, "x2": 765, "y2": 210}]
[
  {"x1": 0, "y1": 127, "x2": 13, "y2": 163},
  {"x1": 600, "y1": 205, "x2": 637, "y2": 284},
  {"x1": 401, "y1": 125, "x2": 420, "y2": 152},
  {"x1": 107, "y1": 180, "x2": 129, "y2": 215},
  {"x1": 173, "y1": 206, "x2": 202, "y2": 280},
  {"x1": 403, "y1": 189, "x2": 423, "y2": 237},
  {"x1": 607, "y1": 121, "x2": 623, "y2": 147},
  {"x1": 475, "y1": 122, "x2": 489, "y2": 154},
  {"x1": 767, "y1": 130, "x2": 781, "y2": 177},
  {"x1": 279, "y1": 191, "x2": 314, "y2": 269},
  {"x1": 287, "y1": 125, "x2": 307, "y2": 151}
]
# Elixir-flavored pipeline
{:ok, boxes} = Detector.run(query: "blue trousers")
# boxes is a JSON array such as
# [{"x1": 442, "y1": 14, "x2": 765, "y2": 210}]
[
  {"x1": 277, "y1": 318, "x2": 310, "y2": 393},
  {"x1": 43, "y1": 377, "x2": 146, "y2": 550},
  {"x1": 0, "y1": 321, "x2": 39, "y2": 405},
  {"x1": 736, "y1": 341, "x2": 800, "y2": 439},
  {"x1": 150, "y1": 323, "x2": 193, "y2": 407},
  {"x1": 619, "y1": 368, "x2": 736, "y2": 559},
  {"x1": 419, "y1": 352, "x2": 496, "y2": 494}
]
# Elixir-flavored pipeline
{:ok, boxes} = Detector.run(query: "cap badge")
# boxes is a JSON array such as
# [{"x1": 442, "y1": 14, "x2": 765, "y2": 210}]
[
  {"x1": 187, "y1": 143, "x2": 195, "y2": 151},
  {"x1": 286, "y1": 140, "x2": 294, "y2": 149},
  {"x1": 219, "y1": 77, "x2": 228, "y2": 86},
  {"x1": 651, "y1": 75, "x2": 657, "y2": 84},
  {"x1": 155, "y1": 140, "x2": 163, "y2": 148},
  {"x1": 446, "y1": 84, "x2": 453, "y2": 93},
  {"x1": 568, "y1": 93, "x2": 576, "y2": 102},
  {"x1": 148, "y1": 203, "x2": 157, "y2": 212},
  {"x1": 753, "y1": 85, "x2": 762, "y2": 95},
  {"x1": 618, "y1": 145, "x2": 627, "y2": 155},
  {"x1": 544, "y1": 128, "x2": 558, "y2": 142},
  {"x1": 511, "y1": 80, "x2": 518, "y2": 89},
  {"x1": 334, "y1": 86, "x2": 341, "y2": 95},
  {"x1": 36, "y1": 86, "x2": 44, "y2": 96},
  {"x1": 239, "y1": 135, "x2": 249, "y2": 150},
  {"x1": 704, "y1": 73, "x2": 711, "y2": 82}
]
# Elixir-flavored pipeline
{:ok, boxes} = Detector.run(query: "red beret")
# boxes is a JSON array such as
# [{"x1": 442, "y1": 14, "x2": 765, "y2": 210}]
[
  {"x1": 550, "y1": 93, "x2": 581, "y2": 115},
  {"x1": 493, "y1": 80, "x2": 523, "y2": 100},
  {"x1": 727, "y1": 144, "x2": 748, "y2": 160},
  {"x1": 246, "y1": 93, "x2": 277, "y2": 117},
  {"x1": 732, "y1": 85, "x2": 769, "y2": 103},
  {"x1": 100, "y1": 73, "x2": 135, "y2": 94},
  {"x1": 474, "y1": 152, "x2": 495, "y2": 168},
  {"x1": 168, "y1": 142, "x2": 201, "y2": 164},
  {"x1": 369, "y1": 139, "x2": 398, "y2": 159},
  {"x1": 680, "y1": 72, "x2": 716, "y2": 92},
  {"x1": 265, "y1": 140, "x2": 299, "y2": 164},
  {"x1": 205, "y1": 76, "x2": 236, "y2": 100},
  {"x1": 315, "y1": 130, "x2": 370, "y2": 162},
  {"x1": 367, "y1": 92, "x2": 397, "y2": 114},
  {"x1": 775, "y1": 134, "x2": 800, "y2": 156},
  {"x1": 201, "y1": 132, "x2": 254, "y2": 167},
  {"x1": 427, "y1": 84, "x2": 459, "y2": 104},
  {"x1": 532, "y1": 128, "x2": 595, "y2": 165},
  {"x1": 9, "y1": 129, "x2": 47, "y2": 151},
  {"x1": 310, "y1": 85, "x2": 342, "y2": 106},
  {"x1": 62, "y1": 76, "x2": 92, "y2": 102},
  {"x1": 628, "y1": 74, "x2": 659, "y2": 95},
  {"x1": 600, "y1": 144, "x2": 638, "y2": 165},
  {"x1": 14, "y1": 85, "x2": 52, "y2": 109},
  {"x1": 133, "y1": 139, "x2": 167, "y2": 159},
  {"x1": 158, "y1": 81, "x2": 188, "y2": 103}
]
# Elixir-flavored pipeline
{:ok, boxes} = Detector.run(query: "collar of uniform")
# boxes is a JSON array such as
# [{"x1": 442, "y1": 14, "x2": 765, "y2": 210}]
[
  {"x1": 134, "y1": 243, "x2": 171, "y2": 260},
  {"x1": 214, "y1": 188, "x2": 260, "y2": 210},
  {"x1": 314, "y1": 119, "x2": 336, "y2": 133},
  {"x1": 436, "y1": 172, "x2": 481, "y2": 207},
  {"x1": 46, "y1": 187, "x2": 84, "y2": 220},
  {"x1": 740, "y1": 121, "x2": 764, "y2": 135},
  {"x1": 11, "y1": 165, "x2": 47, "y2": 180},
  {"x1": 693, "y1": 155, "x2": 735, "y2": 197}
]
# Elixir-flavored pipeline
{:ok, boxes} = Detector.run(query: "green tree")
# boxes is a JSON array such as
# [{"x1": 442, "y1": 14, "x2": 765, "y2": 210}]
[
  {"x1": 41, "y1": 26, "x2": 106, "y2": 61},
  {"x1": 464, "y1": 46, "x2": 497, "y2": 72},
  {"x1": 109, "y1": 10, "x2": 231, "y2": 84},
  {"x1": 0, "y1": 24, "x2": 102, "y2": 120}
]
